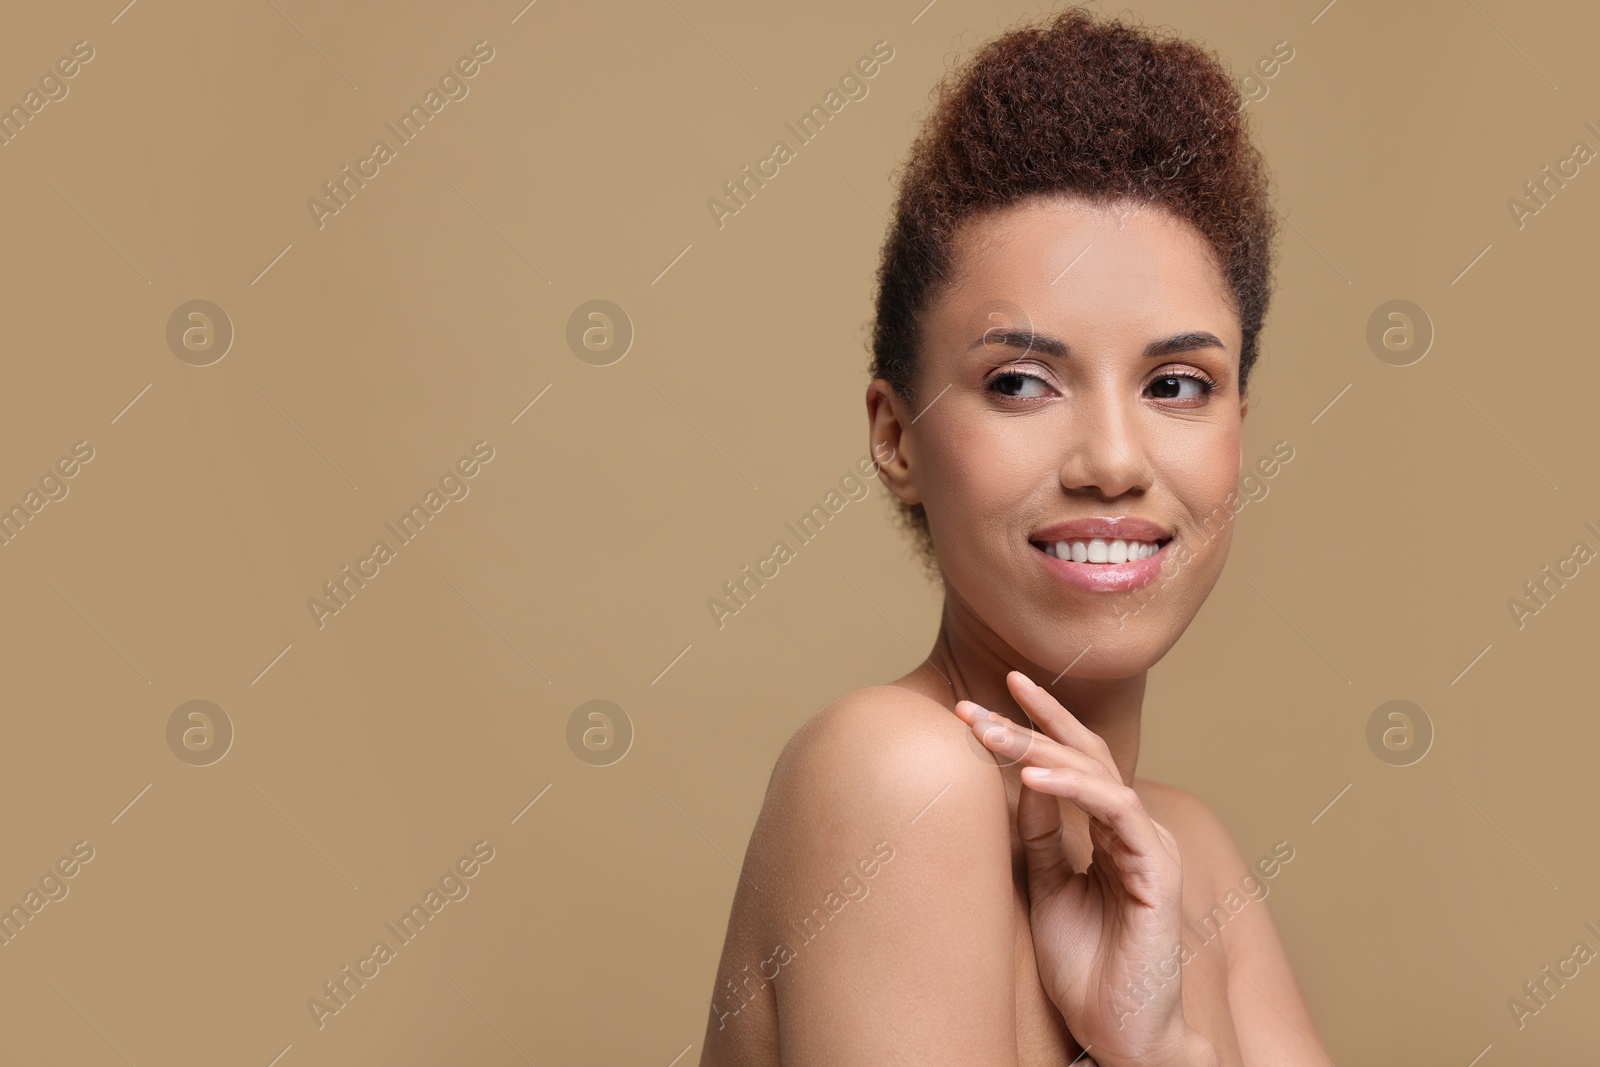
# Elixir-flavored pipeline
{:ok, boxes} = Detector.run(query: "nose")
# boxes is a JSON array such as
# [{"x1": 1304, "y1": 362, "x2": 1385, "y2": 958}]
[{"x1": 1057, "y1": 389, "x2": 1154, "y2": 499}]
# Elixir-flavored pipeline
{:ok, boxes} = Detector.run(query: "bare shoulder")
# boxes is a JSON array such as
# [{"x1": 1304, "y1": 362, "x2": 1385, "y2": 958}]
[
  {"x1": 739, "y1": 684, "x2": 1025, "y2": 1063},
  {"x1": 1129, "y1": 777, "x2": 1238, "y2": 896},
  {"x1": 1129, "y1": 776, "x2": 1217, "y2": 827},
  {"x1": 1129, "y1": 779, "x2": 1296, "y2": 902},
  {"x1": 1134, "y1": 779, "x2": 1330, "y2": 1062},
  {"x1": 755, "y1": 684, "x2": 1014, "y2": 864},
  {"x1": 772, "y1": 684, "x2": 999, "y2": 806},
  {"x1": 1132, "y1": 777, "x2": 1228, "y2": 825}
]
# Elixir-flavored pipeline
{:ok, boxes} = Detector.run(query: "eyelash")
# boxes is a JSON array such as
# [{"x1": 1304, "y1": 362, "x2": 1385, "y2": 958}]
[{"x1": 986, "y1": 368, "x2": 1219, "y2": 400}]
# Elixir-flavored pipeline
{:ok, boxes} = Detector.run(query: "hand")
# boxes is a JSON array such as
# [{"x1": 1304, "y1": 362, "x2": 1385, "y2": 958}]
[{"x1": 952, "y1": 671, "x2": 1205, "y2": 1067}]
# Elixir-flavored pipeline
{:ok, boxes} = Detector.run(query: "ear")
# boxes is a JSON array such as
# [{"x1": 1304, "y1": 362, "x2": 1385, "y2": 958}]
[{"x1": 866, "y1": 379, "x2": 921, "y2": 505}]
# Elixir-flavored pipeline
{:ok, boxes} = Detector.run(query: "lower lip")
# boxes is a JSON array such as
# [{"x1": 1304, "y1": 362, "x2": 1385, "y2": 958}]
[{"x1": 1030, "y1": 541, "x2": 1170, "y2": 592}]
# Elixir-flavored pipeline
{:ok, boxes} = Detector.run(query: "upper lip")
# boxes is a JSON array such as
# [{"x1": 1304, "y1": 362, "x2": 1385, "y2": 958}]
[{"x1": 1030, "y1": 516, "x2": 1173, "y2": 544}]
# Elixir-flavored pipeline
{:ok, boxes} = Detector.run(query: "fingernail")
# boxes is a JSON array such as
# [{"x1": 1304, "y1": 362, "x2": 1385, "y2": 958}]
[{"x1": 1021, "y1": 766, "x2": 1050, "y2": 781}]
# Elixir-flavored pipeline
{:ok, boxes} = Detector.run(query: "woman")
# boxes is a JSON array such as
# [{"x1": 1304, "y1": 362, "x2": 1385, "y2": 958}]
[{"x1": 700, "y1": 7, "x2": 1330, "y2": 1064}]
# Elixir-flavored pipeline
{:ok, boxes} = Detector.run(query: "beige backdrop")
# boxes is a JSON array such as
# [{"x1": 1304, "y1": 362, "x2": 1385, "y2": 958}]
[{"x1": 0, "y1": 0, "x2": 1594, "y2": 1063}]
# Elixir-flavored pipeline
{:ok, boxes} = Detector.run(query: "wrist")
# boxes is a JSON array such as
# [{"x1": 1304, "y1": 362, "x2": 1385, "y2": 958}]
[
  {"x1": 1159, "y1": 1025, "x2": 1219, "y2": 1067},
  {"x1": 1092, "y1": 1025, "x2": 1217, "y2": 1067}
]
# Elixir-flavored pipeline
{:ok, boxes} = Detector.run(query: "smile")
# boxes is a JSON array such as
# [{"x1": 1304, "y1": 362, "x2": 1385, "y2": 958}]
[
  {"x1": 1027, "y1": 536, "x2": 1172, "y2": 593},
  {"x1": 1031, "y1": 538, "x2": 1164, "y2": 564}
]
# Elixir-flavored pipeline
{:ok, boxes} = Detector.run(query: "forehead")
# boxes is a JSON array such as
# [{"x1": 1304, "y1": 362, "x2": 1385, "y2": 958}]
[{"x1": 936, "y1": 194, "x2": 1238, "y2": 341}]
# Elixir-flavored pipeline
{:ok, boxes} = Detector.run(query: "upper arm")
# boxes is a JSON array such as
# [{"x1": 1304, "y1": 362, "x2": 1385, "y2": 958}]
[
  {"x1": 758, "y1": 688, "x2": 1022, "y2": 1066},
  {"x1": 1183, "y1": 795, "x2": 1332, "y2": 1065}
]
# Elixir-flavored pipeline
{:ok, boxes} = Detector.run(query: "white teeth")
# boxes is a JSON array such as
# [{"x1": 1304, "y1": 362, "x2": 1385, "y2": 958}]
[{"x1": 1047, "y1": 538, "x2": 1162, "y2": 564}]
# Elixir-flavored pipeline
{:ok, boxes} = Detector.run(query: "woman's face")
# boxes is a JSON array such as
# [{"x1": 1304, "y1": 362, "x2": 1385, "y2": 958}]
[{"x1": 872, "y1": 193, "x2": 1248, "y2": 679}]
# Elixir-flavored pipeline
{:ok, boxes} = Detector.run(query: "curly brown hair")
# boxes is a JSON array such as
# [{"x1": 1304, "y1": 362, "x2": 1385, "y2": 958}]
[{"x1": 869, "y1": 4, "x2": 1278, "y2": 574}]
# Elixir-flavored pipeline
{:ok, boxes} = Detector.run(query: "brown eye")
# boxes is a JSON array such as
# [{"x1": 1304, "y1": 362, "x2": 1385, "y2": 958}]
[
  {"x1": 1147, "y1": 374, "x2": 1212, "y2": 400},
  {"x1": 988, "y1": 371, "x2": 1050, "y2": 398}
]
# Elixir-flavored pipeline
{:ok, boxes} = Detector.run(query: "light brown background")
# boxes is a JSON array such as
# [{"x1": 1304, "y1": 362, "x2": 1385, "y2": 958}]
[{"x1": 0, "y1": 0, "x2": 1594, "y2": 1063}]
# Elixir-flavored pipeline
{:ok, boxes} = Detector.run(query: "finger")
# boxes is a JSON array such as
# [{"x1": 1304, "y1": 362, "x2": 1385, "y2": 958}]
[
  {"x1": 1006, "y1": 672, "x2": 1119, "y2": 777},
  {"x1": 1085, "y1": 816, "x2": 1182, "y2": 913},
  {"x1": 1016, "y1": 776, "x2": 1075, "y2": 899},
  {"x1": 1006, "y1": 670, "x2": 1113, "y2": 761},
  {"x1": 966, "y1": 711, "x2": 1110, "y2": 781},
  {"x1": 950, "y1": 699, "x2": 984, "y2": 726},
  {"x1": 1017, "y1": 766, "x2": 1176, "y2": 902}
]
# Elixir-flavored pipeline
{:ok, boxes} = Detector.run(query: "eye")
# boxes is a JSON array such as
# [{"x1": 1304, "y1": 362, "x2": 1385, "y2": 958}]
[
  {"x1": 1146, "y1": 371, "x2": 1215, "y2": 401},
  {"x1": 987, "y1": 370, "x2": 1052, "y2": 398}
]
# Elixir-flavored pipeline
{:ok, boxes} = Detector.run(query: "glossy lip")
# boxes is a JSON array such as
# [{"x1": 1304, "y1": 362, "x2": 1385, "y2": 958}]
[
  {"x1": 1028, "y1": 516, "x2": 1174, "y2": 593},
  {"x1": 1030, "y1": 516, "x2": 1172, "y2": 543}
]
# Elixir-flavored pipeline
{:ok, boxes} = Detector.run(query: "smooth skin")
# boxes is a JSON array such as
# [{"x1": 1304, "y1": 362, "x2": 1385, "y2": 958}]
[{"x1": 698, "y1": 194, "x2": 1331, "y2": 1066}]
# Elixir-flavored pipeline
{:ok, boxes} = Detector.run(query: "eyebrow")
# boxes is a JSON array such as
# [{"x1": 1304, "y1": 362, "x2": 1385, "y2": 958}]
[{"x1": 968, "y1": 328, "x2": 1228, "y2": 360}]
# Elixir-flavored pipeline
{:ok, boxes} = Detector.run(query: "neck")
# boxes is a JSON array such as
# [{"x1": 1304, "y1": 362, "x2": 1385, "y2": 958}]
[{"x1": 906, "y1": 593, "x2": 1148, "y2": 788}]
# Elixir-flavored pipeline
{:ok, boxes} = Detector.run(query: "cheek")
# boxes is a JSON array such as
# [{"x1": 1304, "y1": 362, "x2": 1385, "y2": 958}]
[
  {"x1": 913, "y1": 415, "x2": 1029, "y2": 533},
  {"x1": 1156, "y1": 434, "x2": 1243, "y2": 550},
  {"x1": 1157, "y1": 421, "x2": 1240, "y2": 493}
]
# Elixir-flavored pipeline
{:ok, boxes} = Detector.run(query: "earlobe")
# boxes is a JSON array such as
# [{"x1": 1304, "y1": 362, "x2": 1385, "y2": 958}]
[{"x1": 866, "y1": 379, "x2": 921, "y2": 505}]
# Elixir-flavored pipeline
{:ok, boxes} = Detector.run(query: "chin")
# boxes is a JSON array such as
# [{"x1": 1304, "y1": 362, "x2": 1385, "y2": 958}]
[
  {"x1": 1012, "y1": 613, "x2": 1182, "y2": 682},
  {"x1": 1009, "y1": 555, "x2": 1220, "y2": 678}
]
